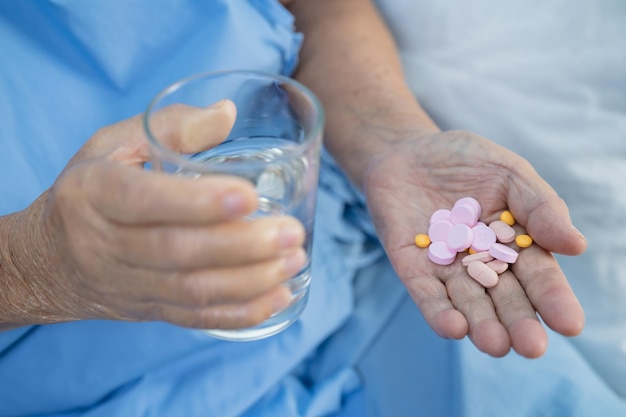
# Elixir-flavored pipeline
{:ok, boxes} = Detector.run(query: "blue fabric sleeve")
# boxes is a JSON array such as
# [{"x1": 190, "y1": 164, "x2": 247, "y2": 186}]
[
  {"x1": 0, "y1": 2, "x2": 404, "y2": 416},
  {"x1": 0, "y1": 0, "x2": 302, "y2": 214}
]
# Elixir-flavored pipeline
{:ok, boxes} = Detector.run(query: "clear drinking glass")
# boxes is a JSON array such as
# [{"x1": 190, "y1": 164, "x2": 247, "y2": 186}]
[{"x1": 144, "y1": 70, "x2": 324, "y2": 341}]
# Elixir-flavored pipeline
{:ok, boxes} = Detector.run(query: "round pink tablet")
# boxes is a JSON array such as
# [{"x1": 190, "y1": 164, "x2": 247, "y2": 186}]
[
  {"x1": 454, "y1": 197, "x2": 482, "y2": 218},
  {"x1": 488, "y1": 220, "x2": 516, "y2": 243},
  {"x1": 450, "y1": 203, "x2": 480, "y2": 227},
  {"x1": 461, "y1": 251, "x2": 494, "y2": 267},
  {"x1": 428, "y1": 241, "x2": 457, "y2": 265},
  {"x1": 447, "y1": 224, "x2": 475, "y2": 252},
  {"x1": 470, "y1": 223, "x2": 497, "y2": 252},
  {"x1": 489, "y1": 243, "x2": 519, "y2": 263},
  {"x1": 428, "y1": 219, "x2": 453, "y2": 242},
  {"x1": 430, "y1": 208, "x2": 451, "y2": 224},
  {"x1": 467, "y1": 260, "x2": 499, "y2": 288}
]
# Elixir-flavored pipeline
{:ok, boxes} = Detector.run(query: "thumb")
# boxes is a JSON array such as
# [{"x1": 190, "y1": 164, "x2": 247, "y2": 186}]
[
  {"x1": 507, "y1": 172, "x2": 587, "y2": 257},
  {"x1": 69, "y1": 100, "x2": 237, "y2": 166}
]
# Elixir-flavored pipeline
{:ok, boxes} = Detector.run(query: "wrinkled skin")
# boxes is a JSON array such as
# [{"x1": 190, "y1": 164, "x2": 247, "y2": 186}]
[
  {"x1": 3, "y1": 104, "x2": 586, "y2": 359},
  {"x1": 363, "y1": 130, "x2": 587, "y2": 358},
  {"x1": 2, "y1": 103, "x2": 306, "y2": 330}
]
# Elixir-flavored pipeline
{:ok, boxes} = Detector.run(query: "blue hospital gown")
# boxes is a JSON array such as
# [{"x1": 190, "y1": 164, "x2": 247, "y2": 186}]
[
  {"x1": 1, "y1": 1, "x2": 625, "y2": 416},
  {"x1": 0, "y1": 1, "x2": 412, "y2": 416}
]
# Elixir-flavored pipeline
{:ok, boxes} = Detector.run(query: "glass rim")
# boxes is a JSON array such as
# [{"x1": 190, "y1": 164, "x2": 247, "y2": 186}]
[{"x1": 143, "y1": 69, "x2": 325, "y2": 174}]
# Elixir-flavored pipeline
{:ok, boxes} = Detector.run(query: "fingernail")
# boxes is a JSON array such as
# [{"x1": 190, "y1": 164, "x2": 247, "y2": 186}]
[
  {"x1": 273, "y1": 289, "x2": 293, "y2": 313},
  {"x1": 283, "y1": 249, "x2": 306, "y2": 275},
  {"x1": 222, "y1": 193, "x2": 247, "y2": 216},
  {"x1": 209, "y1": 99, "x2": 228, "y2": 109},
  {"x1": 278, "y1": 222, "x2": 304, "y2": 249},
  {"x1": 572, "y1": 225, "x2": 587, "y2": 242}
]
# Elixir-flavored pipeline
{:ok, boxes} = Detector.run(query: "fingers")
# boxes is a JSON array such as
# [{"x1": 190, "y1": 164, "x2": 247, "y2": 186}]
[
  {"x1": 409, "y1": 263, "x2": 553, "y2": 358},
  {"x1": 166, "y1": 249, "x2": 306, "y2": 307},
  {"x1": 505, "y1": 160, "x2": 587, "y2": 256},
  {"x1": 449, "y1": 233, "x2": 581, "y2": 357},
  {"x1": 147, "y1": 99, "x2": 237, "y2": 154},
  {"x1": 525, "y1": 199, "x2": 587, "y2": 256},
  {"x1": 60, "y1": 101, "x2": 251, "y2": 226},
  {"x1": 80, "y1": 162, "x2": 258, "y2": 225},
  {"x1": 122, "y1": 248, "x2": 305, "y2": 308},
  {"x1": 401, "y1": 248, "x2": 510, "y2": 355},
  {"x1": 149, "y1": 285, "x2": 294, "y2": 330},
  {"x1": 402, "y1": 254, "x2": 469, "y2": 340},
  {"x1": 445, "y1": 272, "x2": 511, "y2": 357},
  {"x1": 72, "y1": 100, "x2": 237, "y2": 165},
  {"x1": 108, "y1": 215, "x2": 305, "y2": 270},
  {"x1": 511, "y1": 243, "x2": 585, "y2": 337},
  {"x1": 49, "y1": 100, "x2": 310, "y2": 331},
  {"x1": 406, "y1": 246, "x2": 557, "y2": 357},
  {"x1": 487, "y1": 270, "x2": 548, "y2": 358},
  {"x1": 366, "y1": 131, "x2": 586, "y2": 359}
]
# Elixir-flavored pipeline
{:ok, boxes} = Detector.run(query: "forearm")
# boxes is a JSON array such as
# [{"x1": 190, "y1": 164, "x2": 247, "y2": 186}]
[
  {"x1": 289, "y1": 0, "x2": 439, "y2": 188},
  {"x1": 0, "y1": 199, "x2": 68, "y2": 330}
]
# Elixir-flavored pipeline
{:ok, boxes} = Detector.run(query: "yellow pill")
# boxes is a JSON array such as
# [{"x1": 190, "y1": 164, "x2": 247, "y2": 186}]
[
  {"x1": 515, "y1": 234, "x2": 533, "y2": 248},
  {"x1": 414, "y1": 234, "x2": 431, "y2": 248},
  {"x1": 500, "y1": 210, "x2": 516, "y2": 226}
]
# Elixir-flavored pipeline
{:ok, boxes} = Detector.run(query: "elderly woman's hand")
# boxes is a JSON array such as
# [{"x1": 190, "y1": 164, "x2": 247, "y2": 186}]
[
  {"x1": 363, "y1": 129, "x2": 587, "y2": 358},
  {"x1": 0, "y1": 102, "x2": 305, "y2": 330}
]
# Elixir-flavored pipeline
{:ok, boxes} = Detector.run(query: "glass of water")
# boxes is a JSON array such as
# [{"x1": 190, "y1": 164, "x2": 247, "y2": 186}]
[{"x1": 143, "y1": 70, "x2": 324, "y2": 341}]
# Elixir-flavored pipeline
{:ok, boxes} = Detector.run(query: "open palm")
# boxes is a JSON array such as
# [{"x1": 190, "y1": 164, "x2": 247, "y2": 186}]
[{"x1": 363, "y1": 130, "x2": 587, "y2": 358}]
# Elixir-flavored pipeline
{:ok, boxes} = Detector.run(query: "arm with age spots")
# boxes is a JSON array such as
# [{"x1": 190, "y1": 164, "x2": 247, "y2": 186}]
[
  {"x1": 0, "y1": 102, "x2": 306, "y2": 331},
  {"x1": 287, "y1": 0, "x2": 587, "y2": 358}
]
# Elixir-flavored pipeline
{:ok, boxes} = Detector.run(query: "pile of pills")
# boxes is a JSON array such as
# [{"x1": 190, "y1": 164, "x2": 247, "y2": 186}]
[{"x1": 414, "y1": 197, "x2": 533, "y2": 288}]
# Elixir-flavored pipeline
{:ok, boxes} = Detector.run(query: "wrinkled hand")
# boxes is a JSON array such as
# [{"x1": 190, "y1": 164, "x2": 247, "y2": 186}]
[
  {"x1": 363, "y1": 130, "x2": 587, "y2": 358},
  {"x1": 5, "y1": 102, "x2": 305, "y2": 330}
]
